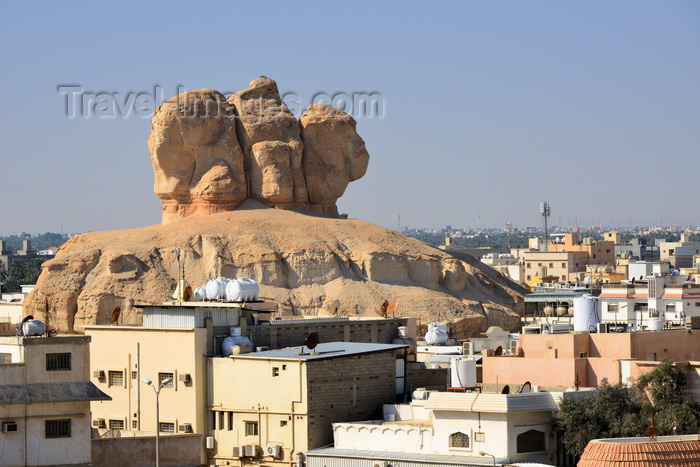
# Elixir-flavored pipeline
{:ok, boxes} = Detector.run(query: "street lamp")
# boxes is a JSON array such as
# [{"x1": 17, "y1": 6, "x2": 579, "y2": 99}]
[
  {"x1": 479, "y1": 450, "x2": 496, "y2": 467},
  {"x1": 142, "y1": 377, "x2": 173, "y2": 467}
]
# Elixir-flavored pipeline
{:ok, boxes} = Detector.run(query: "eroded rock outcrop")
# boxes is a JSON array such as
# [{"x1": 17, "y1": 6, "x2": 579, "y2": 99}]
[
  {"x1": 26, "y1": 76, "x2": 527, "y2": 337},
  {"x1": 150, "y1": 77, "x2": 369, "y2": 223}
]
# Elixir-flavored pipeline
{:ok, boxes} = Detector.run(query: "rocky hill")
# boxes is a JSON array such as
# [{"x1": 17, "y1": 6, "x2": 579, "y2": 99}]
[{"x1": 24, "y1": 77, "x2": 527, "y2": 336}]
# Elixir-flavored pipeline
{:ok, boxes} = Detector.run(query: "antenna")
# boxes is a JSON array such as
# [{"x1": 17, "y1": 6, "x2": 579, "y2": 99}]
[
  {"x1": 301, "y1": 332, "x2": 320, "y2": 355},
  {"x1": 110, "y1": 307, "x2": 121, "y2": 325},
  {"x1": 387, "y1": 301, "x2": 399, "y2": 318},
  {"x1": 540, "y1": 201, "x2": 551, "y2": 251},
  {"x1": 377, "y1": 300, "x2": 389, "y2": 318},
  {"x1": 330, "y1": 299, "x2": 340, "y2": 315}
]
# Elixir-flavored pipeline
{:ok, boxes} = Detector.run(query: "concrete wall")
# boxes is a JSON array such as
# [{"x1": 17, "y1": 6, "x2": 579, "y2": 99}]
[{"x1": 91, "y1": 433, "x2": 201, "y2": 467}]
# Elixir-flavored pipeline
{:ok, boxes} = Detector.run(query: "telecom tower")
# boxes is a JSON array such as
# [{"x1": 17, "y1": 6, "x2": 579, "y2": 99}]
[{"x1": 540, "y1": 201, "x2": 551, "y2": 252}]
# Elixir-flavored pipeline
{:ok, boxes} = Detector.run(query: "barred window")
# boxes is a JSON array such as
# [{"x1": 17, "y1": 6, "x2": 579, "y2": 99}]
[
  {"x1": 159, "y1": 422, "x2": 175, "y2": 433},
  {"x1": 108, "y1": 371, "x2": 124, "y2": 387},
  {"x1": 517, "y1": 429, "x2": 545, "y2": 453},
  {"x1": 158, "y1": 372, "x2": 174, "y2": 388},
  {"x1": 109, "y1": 419, "x2": 124, "y2": 430},
  {"x1": 46, "y1": 419, "x2": 71, "y2": 438},
  {"x1": 449, "y1": 432, "x2": 470, "y2": 448},
  {"x1": 0, "y1": 353, "x2": 11, "y2": 364},
  {"x1": 46, "y1": 353, "x2": 71, "y2": 371}
]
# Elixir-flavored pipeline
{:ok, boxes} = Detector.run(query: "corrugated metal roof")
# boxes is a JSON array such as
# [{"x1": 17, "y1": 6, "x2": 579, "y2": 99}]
[
  {"x1": 422, "y1": 391, "x2": 558, "y2": 413},
  {"x1": 231, "y1": 342, "x2": 407, "y2": 361},
  {"x1": 0, "y1": 381, "x2": 111, "y2": 405},
  {"x1": 305, "y1": 447, "x2": 509, "y2": 466}
]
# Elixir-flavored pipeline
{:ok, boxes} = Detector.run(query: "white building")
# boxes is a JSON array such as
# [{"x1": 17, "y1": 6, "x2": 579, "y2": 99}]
[{"x1": 305, "y1": 389, "x2": 590, "y2": 466}]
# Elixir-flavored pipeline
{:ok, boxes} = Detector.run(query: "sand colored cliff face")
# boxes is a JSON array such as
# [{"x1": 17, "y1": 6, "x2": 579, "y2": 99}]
[
  {"x1": 149, "y1": 78, "x2": 369, "y2": 223},
  {"x1": 25, "y1": 202, "x2": 525, "y2": 336}
]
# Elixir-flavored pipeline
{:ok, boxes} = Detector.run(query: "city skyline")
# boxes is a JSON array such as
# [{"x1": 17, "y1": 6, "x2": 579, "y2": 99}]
[{"x1": 1, "y1": 1, "x2": 699, "y2": 234}]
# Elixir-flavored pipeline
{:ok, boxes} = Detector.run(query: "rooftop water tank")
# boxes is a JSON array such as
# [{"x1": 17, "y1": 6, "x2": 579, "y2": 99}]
[
  {"x1": 205, "y1": 277, "x2": 229, "y2": 300},
  {"x1": 648, "y1": 318, "x2": 664, "y2": 331},
  {"x1": 194, "y1": 286, "x2": 207, "y2": 301},
  {"x1": 222, "y1": 327, "x2": 252, "y2": 355},
  {"x1": 425, "y1": 322, "x2": 448, "y2": 345},
  {"x1": 225, "y1": 278, "x2": 259, "y2": 302},
  {"x1": 450, "y1": 356, "x2": 477, "y2": 388},
  {"x1": 573, "y1": 295, "x2": 601, "y2": 332},
  {"x1": 22, "y1": 319, "x2": 46, "y2": 337}
]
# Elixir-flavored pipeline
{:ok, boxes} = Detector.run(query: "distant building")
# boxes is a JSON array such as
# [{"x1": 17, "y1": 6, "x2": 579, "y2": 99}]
[
  {"x1": 0, "y1": 335, "x2": 110, "y2": 466},
  {"x1": 658, "y1": 233, "x2": 700, "y2": 268}
]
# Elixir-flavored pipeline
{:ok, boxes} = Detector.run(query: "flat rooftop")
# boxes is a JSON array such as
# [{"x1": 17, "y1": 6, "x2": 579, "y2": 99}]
[{"x1": 230, "y1": 341, "x2": 407, "y2": 361}]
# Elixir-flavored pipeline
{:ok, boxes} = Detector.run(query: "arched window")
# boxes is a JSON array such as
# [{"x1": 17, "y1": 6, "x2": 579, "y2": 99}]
[
  {"x1": 517, "y1": 429, "x2": 546, "y2": 453},
  {"x1": 449, "y1": 431, "x2": 470, "y2": 448}
]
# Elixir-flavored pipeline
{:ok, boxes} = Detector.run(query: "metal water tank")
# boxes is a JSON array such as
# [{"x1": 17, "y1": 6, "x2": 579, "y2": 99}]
[
  {"x1": 544, "y1": 305, "x2": 555, "y2": 317},
  {"x1": 22, "y1": 319, "x2": 46, "y2": 336},
  {"x1": 573, "y1": 295, "x2": 601, "y2": 332},
  {"x1": 450, "y1": 356, "x2": 477, "y2": 388},
  {"x1": 425, "y1": 322, "x2": 448, "y2": 345},
  {"x1": 556, "y1": 305, "x2": 569, "y2": 317},
  {"x1": 648, "y1": 318, "x2": 664, "y2": 331}
]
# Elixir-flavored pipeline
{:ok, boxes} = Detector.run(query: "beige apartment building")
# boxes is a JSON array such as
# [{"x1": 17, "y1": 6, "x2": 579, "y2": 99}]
[
  {"x1": 86, "y1": 301, "x2": 414, "y2": 466},
  {"x1": 0, "y1": 335, "x2": 110, "y2": 466}
]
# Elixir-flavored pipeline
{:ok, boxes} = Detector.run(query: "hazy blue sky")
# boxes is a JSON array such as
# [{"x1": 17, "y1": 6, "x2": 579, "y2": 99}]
[{"x1": 1, "y1": 1, "x2": 698, "y2": 235}]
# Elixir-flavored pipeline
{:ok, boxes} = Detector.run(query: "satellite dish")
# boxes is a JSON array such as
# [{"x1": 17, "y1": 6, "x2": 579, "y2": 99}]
[
  {"x1": 387, "y1": 301, "x2": 399, "y2": 317},
  {"x1": 110, "y1": 307, "x2": 121, "y2": 324},
  {"x1": 305, "y1": 332, "x2": 320, "y2": 351},
  {"x1": 501, "y1": 384, "x2": 511, "y2": 394},
  {"x1": 330, "y1": 300, "x2": 340, "y2": 315},
  {"x1": 494, "y1": 346, "x2": 503, "y2": 356},
  {"x1": 518, "y1": 381, "x2": 532, "y2": 394},
  {"x1": 183, "y1": 285, "x2": 193, "y2": 302},
  {"x1": 377, "y1": 300, "x2": 389, "y2": 318}
]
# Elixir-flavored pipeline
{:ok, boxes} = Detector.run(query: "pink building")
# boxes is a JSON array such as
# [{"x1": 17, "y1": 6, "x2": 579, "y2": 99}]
[{"x1": 483, "y1": 330, "x2": 700, "y2": 388}]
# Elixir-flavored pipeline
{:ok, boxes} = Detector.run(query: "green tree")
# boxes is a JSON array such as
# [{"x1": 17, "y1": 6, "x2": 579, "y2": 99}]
[
  {"x1": 1, "y1": 258, "x2": 46, "y2": 292},
  {"x1": 557, "y1": 360, "x2": 700, "y2": 455}
]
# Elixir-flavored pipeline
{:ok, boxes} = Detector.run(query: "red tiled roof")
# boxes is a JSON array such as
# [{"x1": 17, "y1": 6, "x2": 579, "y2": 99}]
[{"x1": 578, "y1": 437, "x2": 700, "y2": 466}]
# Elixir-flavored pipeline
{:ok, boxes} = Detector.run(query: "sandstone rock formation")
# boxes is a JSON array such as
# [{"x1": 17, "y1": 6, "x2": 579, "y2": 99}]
[
  {"x1": 25, "y1": 201, "x2": 526, "y2": 336},
  {"x1": 150, "y1": 77, "x2": 369, "y2": 223},
  {"x1": 25, "y1": 76, "x2": 527, "y2": 337}
]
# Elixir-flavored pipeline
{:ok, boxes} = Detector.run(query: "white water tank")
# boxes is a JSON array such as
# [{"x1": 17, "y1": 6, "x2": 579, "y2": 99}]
[
  {"x1": 225, "y1": 278, "x2": 259, "y2": 302},
  {"x1": 573, "y1": 295, "x2": 601, "y2": 332},
  {"x1": 194, "y1": 286, "x2": 207, "y2": 301},
  {"x1": 222, "y1": 327, "x2": 252, "y2": 355},
  {"x1": 425, "y1": 322, "x2": 448, "y2": 345},
  {"x1": 205, "y1": 277, "x2": 229, "y2": 300},
  {"x1": 450, "y1": 356, "x2": 477, "y2": 388},
  {"x1": 648, "y1": 318, "x2": 664, "y2": 331},
  {"x1": 22, "y1": 319, "x2": 46, "y2": 336}
]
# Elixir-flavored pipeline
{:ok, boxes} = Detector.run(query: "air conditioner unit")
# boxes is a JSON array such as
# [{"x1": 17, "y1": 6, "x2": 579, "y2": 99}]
[
  {"x1": 232, "y1": 446, "x2": 245, "y2": 458},
  {"x1": 266, "y1": 444, "x2": 281, "y2": 458},
  {"x1": 93, "y1": 370, "x2": 105, "y2": 379},
  {"x1": 1, "y1": 422, "x2": 18, "y2": 433},
  {"x1": 92, "y1": 419, "x2": 105, "y2": 428},
  {"x1": 244, "y1": 445, "x2": 258, "y2": 457},
  {"x1": 178, "y1": 423, "x2": 192, "y2": 433},
  {"x1": 178, "y1": 373, "x2": 191, "y2": 383}
]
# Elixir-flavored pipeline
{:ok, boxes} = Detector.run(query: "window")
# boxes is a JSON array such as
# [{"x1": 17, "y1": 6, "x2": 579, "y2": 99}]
[
  {"x1": 46, "y1": 419, "x2": 71, "y2": 438},
  {"x1": 561, "y1": 263, "x2": 566, "y2": 268},
  {"x1": 0, "y1": 353, "x2": 11, "y2": 364},
  {"x1": 634, "y1": 303, "x2": 649, "y2": 312},
  {"x1": 272, "y1": 367, "x2": 280, "y2": 377},
  {"x1": 280, "y1": 420, "x2": 288, "y2": 427},
  {"x1": 527, "y1": 275, "x2": 531, "y2": 281},
  {"x1": 579, "y1": 352, "x2": 588, "y2": 358},
  {"x1": 449, "y1": 432, "x2": 470, "y2": 448},
  {"x1": 108, "y1": 419, "x2": 124, "y2": 430},
  {"x1": 608, "y1": 304, "x2": 619, "y2": 313},
  {"x1": 695, "y1": 302, "x2": 700, "y2": 307},
  {"x1": 666, "y1": 304, "x2": 676, "y2": 313},
  {"x1": 159, "y1": 422, "x2": 175, "y2": 433},
  {"x1": 46, "y1": 353, "x2": 71, "y2": 371},
  {"x1": 516, "y1": 429, "x2": 546, "y2": 453},
  {"x1": 132, "y1": 420, "x2": 138, "y2": 429},
  {"x1": 474, "y1": 432, "x2": 485, "y2": 442},
  {"x1": 593, "y1": 254, "x2": 597, "y2": 259},
  {"x1": 549, "y1": 263, "x2": 553, "y2": 268},
  {"x1": 108, "y1": 371, "x2": 124, "y2": 387},
  {"x1": 218, "y1": 411, "x2": 225, "y2": 430},
  {"x1": 527, "y1": 263, "x2": 531, "y2": 269},
  {"x1": 606, "y1": 249, "x2": 611, "y2": 253},
  {"x1": 158, "y1": 372, "x2": 174, "y2": 388},
  {"x1": 228, "y1": 412, "x2": 233, "y2": 431},
  {"x1": 131, "y1": 371, "x2": 137, "y2": 380},
  {"x1": 245, "y1": 421, "x2": 258, "y2": 436}
]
